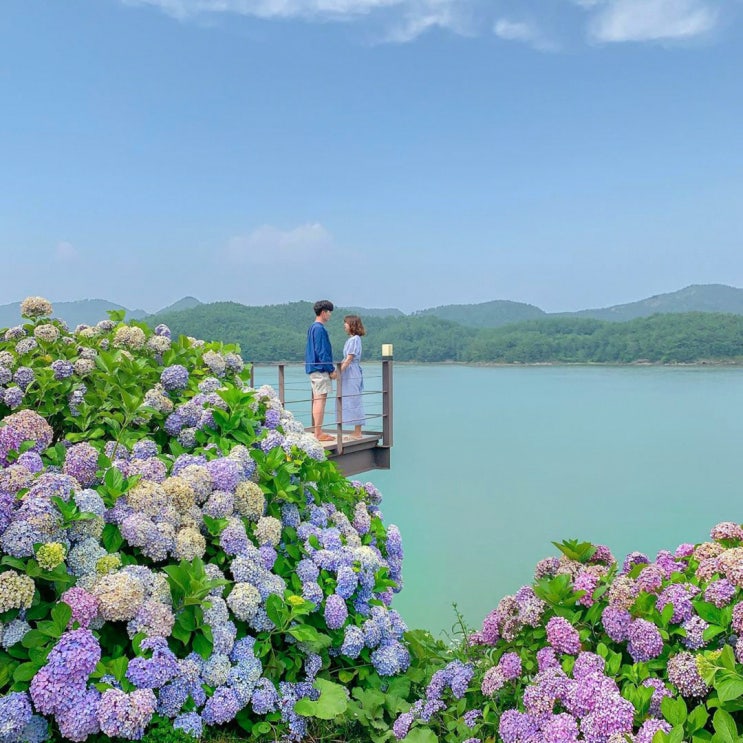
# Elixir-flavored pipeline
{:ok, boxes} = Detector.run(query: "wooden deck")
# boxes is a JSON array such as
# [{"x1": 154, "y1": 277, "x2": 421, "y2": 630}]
[
  {"x1": 252, "y1": 355, "x2": 394, "y2": 476},
  {"x1": 313, "y1": 430, "x2": 391, "y2": 477}
]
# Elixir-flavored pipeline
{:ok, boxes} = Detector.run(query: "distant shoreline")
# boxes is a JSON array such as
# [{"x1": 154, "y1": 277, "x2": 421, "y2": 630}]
[{"x1": 253, "y1": 359, "x2": 743, "y2": 368}]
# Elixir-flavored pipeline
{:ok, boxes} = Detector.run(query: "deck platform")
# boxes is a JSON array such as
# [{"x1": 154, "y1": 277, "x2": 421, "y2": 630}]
[{"x1": 314, "y1": 430, "x2": 391, "y2": 477}]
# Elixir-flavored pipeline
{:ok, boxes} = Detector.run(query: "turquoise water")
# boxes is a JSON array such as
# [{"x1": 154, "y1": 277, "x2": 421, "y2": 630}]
[{"x1": 258, "y1": 364, "x2": 743, "y2": 638}]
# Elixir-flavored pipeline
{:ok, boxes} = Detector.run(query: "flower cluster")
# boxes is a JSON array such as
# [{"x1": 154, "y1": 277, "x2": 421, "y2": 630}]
[
  {"x1": 0, "y1": 297, "x2": 407, "y2": 743},
  {"x1": 396, "y1": 525, "x2": 743, "y2": 743}
]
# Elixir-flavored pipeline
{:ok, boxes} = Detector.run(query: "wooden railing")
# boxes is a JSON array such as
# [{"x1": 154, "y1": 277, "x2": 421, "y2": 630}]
[{"x1": 249, "y1": 347, "x2": 393, "y2": 475}]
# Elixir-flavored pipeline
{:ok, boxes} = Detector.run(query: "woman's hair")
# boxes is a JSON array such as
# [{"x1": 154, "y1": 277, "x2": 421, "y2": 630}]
[{"x1": 344, "y1": 315, "x2": 366, "y2": 336}]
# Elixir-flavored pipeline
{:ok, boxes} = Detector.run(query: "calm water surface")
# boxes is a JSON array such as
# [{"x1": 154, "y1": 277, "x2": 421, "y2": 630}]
[{"x1": 260, "y1": 365, "x2": 743, "y2": 637}]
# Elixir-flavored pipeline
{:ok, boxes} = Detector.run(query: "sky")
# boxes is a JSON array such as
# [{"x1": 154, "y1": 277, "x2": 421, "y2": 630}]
[{"x1": 1, "y1": 0, "x2": 742, "y2": 314}]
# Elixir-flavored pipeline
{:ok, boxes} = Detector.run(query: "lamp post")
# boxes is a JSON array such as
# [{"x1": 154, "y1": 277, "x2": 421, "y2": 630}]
[{"x1": 381, "y1": 344, "x2": 393, "y2": 448}]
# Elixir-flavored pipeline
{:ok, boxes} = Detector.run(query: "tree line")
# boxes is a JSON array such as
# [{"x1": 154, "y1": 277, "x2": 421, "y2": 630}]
[{"x1": 145, "y1": 303, "x2": 743, "y2": 364}]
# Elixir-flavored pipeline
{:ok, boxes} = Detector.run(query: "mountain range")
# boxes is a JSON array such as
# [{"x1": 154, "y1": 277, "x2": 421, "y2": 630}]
[{"x1": 1, "y1": 284, "x2": 742, "y2": 330}]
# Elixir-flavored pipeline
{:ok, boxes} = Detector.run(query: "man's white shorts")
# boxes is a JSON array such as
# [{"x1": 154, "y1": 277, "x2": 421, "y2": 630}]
[{"x1": 309, "y1": 371, "x2": 332, "y2": 396}]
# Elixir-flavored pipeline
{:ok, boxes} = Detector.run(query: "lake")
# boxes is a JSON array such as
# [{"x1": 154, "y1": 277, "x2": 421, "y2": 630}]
[{"x1": 255, "y1": 364, "x2": 743, "y2": 638}]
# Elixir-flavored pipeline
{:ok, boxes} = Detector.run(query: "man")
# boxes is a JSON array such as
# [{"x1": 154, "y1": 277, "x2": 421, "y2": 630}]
[{"x1": 305, "y1": 299, "x2": 337, "y2": 441}]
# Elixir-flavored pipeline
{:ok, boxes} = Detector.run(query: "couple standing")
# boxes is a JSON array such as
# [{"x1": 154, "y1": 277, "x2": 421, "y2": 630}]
[{"x1": 305, "y1": 299, "x2": 365, "y2": 442}]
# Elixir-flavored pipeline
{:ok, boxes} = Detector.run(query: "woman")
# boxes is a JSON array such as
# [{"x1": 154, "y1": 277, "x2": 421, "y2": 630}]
[{"x1": 339, "y1": 314, "x2": 366, "y2": 438}]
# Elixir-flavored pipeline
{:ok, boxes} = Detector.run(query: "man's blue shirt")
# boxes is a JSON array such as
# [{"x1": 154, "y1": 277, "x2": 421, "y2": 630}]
[{"x1": 305, "y1": 322, "x2": 334, "y2": 374}]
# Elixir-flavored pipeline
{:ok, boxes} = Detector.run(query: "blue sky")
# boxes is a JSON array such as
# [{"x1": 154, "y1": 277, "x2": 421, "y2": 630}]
[{"x1": 1, "y1": 0, "x2": 742, "y2": 313}]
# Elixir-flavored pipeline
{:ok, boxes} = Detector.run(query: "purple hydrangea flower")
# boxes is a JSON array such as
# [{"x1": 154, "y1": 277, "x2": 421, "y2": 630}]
[
  {"x1": 206, "y1": 457, "x2": 242, "y2": 491},
  {"x1": 324, "y1": 593, "x2": 348, "y2": 630},
  {"x1": 0, "y1": 692, "x2": 33, "y2": 741},
  {"x1": 682, "y1": 616, "x2": 709, "y2": 650},
  {"x1": 667, "y1": 651, "x2": 711, "y2": 697},
  {"x1": 393, "y1": 712, "x2": 413, "y2": 739},
  {"x1": 643, "y1": 677, "x2": 673, "y2": 717},
  {"x1": 627, "y1": 618, "x2": 664, "y2": 662},
  {"x1": 370, "y1": 640, "x2": 410, "y2": 676},
  {"x1": 636, "y1": 719, "x2": 672, "y2": 743},
  {"x1": 622, "y1": 551, "x2": 650, "y2": 573},
  {"x1": 572, "y1": 652, "x2": 605, "y2": 679},
  {"x1": 546, "y1": 616, "x2": 581, "y2": 655},
  {"x1": 574, "y1": 570, "x2": 599, "y2": 607},
  {"x1": 499, "y1": 652, "x2": 522, "y2": 681},
  {"x1": 705, "y1": 579, "x2": 736, "y2": 607},
  {"x1": 173, "y1": 712, "x2": 202, "y2": 738},
  {"x1": 3, "y1": 386, "x2": 23, "y2": 409},
  {"x1": 63, "y1": 442, "x2": 99, "y2": 487},
  {"x1": 201, "y1": 686, "x2": 241, "y2": 725},
  {"x1": 340, "y1": 625, "x2": 365, "y2": 659},
  {"x1": 98, "y1": 688, "x2": 157, "y2": 739},
  {"x1": 13, "y1": 366, "x2": 35, "y2": 390},
  {"x1": 51, "y1": 359, "x2": 75, "y2": 380},
  {"x1": 542, "y1": 713, "x2": 579, "y2": 743},
  {"x1": 161, "y1": 365, "x2": 189, "y2": 392},
  {"x1": 499, "y1": 710, "x2": 540, "y2": 743},
  {"x1": 656, "y1": 583, "x2": 696, "y2": 624}
]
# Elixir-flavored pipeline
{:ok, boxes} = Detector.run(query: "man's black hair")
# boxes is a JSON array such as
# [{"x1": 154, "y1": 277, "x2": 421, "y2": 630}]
[{"x1": 313, "y1": 300, "x2": 334, "y2": 316}]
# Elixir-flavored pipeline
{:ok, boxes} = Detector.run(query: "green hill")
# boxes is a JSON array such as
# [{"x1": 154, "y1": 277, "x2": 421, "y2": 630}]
[
  {"x1": 0, "y1": 298, "x2": 147, "y2": 329},
  {"x1": 566, "y1": 284, "x2": 743, "y2": 321},
  {"x1": 154, "y1": 296, "x2": 203, "y2": 314},
  {"x1": 414, "y1": 299, "x2": 546, "y2": 327}
]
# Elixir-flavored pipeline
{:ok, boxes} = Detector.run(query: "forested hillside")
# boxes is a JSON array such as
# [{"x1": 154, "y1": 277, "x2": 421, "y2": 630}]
[{"x1": 145, "y1": 304, "x2": 743, "y2": 364}]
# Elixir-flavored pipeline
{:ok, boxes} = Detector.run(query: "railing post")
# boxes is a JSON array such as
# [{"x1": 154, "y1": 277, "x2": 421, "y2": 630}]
[
  {"x1": 381, "y1": 344, "x2": 393, "y2": 448},
  {"x1": 249, "y1": 363, "x2": 255, "y2": 389},
  {"x1": 335, "y1": 363, "x2": 343, "y2": 454},
  {"x1": 278, "y1": 364, "x2": 285, "y2": 406}
]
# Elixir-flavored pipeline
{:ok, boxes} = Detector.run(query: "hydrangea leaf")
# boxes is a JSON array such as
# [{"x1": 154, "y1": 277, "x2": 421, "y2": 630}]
[
  {"x1": 295, "y1": 678, "x2": 349, "y2": 719},
  {"x1": 712, "y1": 708, "x2": 738, "y2": 743}
]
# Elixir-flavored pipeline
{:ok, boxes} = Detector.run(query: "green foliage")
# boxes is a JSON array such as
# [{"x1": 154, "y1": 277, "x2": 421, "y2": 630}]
[
  {"x1": 141, "y1": 716, "x2": 201, "y2": 743},
  {"x1": 0, "y1": 300, "x2": 409, "y2": 743},
  {"x1": 144, "y1": 301, "x2": 743, "y2": 363},
  {"x1": 394, "y1": 531, "x2": 743, "y2": 743}
]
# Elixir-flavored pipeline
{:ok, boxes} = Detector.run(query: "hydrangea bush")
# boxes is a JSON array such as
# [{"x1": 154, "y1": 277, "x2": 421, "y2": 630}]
[
  {"x1": 395, "y1": 533, "x2": 743, "y2": 743},
  {"x1": 0, "y1": 299, "x2": 410, "y2": 742}
]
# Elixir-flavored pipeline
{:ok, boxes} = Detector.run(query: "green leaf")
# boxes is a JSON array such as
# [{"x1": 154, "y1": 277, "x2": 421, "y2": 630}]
[
  {"x1": 661, "y1": 696, "x2": 688, "y2": 727},
  {"x1": 694, "y1": 601, "x2": 723, "y2": 626},
  {"x1": 719, "y1": 646, "x2": 737, "y2": 671},
  {"x1": 660, "y1": 602, "x2": 675, "y2": 626},
  {"x1": 51, "y1": 602, "x2": 72, "y2": 633},
  {"x1": 108, "y1": 656, "x2": 129, "y2": 682},
  {"x1": 704, "y1": 625, "x2": 727, "y2": 643},
  {"x1": 712, "y1": 708, "x2": 738, "y2": 743},
  {"x1": 715, "y1": 672, "x2": 743, "y2": 703},
  {"x1": 21, "y1": 630, "x2": 50, "y2": 649},
  {"x1": 170, "y1": 623, "x2": 191, "y2": 646},
  {"x1": 687, "y1": 705, "x2": 710, "y2": 734},
  {"x1": 202, "y1": 515, "x2": 228, "y2": 537},
  {"x1": 13, "y1": 662, "x2": 39, "y2": 683},
  {"x1": 192, "y1": 631, "x2": 213, "y2": 659},
  {"x1": 288, "y1": 624, "x2": 332, "y2": 650},
  {"x1": 294, "y1": 679, "x2": 349, "y2": 720},
  {"x1": 551, "y1": 539, "x2": 597, "y2": 563},
  {"x1": 101, "y1": 523, "x2": 124, "y2": 552},
  {"x1": 404, "y1": 729, "x2": 439, "y2": 743},
  {"x1": 265, "y1": 594, "x2": 289, "y2": 628}
]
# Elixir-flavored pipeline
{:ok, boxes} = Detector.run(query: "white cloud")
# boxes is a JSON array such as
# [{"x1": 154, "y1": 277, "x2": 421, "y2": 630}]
[
  {"x1": 588, "y1": 0, "x2": 718, "y2": 42},
  {"x1": 121, "y1": 0, "x2": 731, "y2": 46},
  {"x1": 385, "y1": 9, "x2": 467, "y2": 41},
  {"x1": 225, "y1": 222, "x2": 335, "y2": 264},
  {"x1": 493, "y1": 17, "x2": 557, "y2": 51},
  {"x1": 123, "y1": 0, "x2": 472, "y2": 39},
  {"x1": 55, "y1": 241, "x2": 79, "y2": 262},
  {"x1": 125, "y1": 0, "x2": 441, "y2": 21}
]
